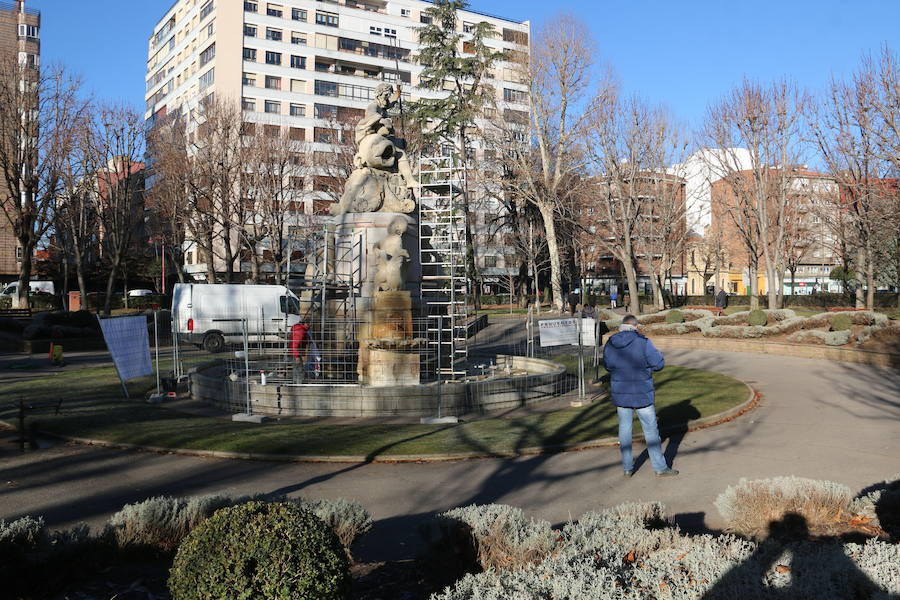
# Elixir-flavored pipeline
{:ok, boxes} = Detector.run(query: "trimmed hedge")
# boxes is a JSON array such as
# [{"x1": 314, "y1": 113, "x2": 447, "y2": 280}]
[{"x1": 168, "y1": 501, "x2": 350, "y2": 600}]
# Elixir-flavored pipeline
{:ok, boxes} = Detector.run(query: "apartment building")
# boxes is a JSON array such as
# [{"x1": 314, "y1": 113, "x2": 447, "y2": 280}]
[
  {"x1": 145, "y1": 0, "x2": 530, "y2": 283},
  {"x1": 0, "y1": 0, "x2": 40, "y2": 283}
]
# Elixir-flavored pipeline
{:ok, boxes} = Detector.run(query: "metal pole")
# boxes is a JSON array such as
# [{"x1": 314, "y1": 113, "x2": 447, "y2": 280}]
[
  {"x1": 321, "y1": 225, "x2": 328, "y2": 353},
  {"x1": 243, "y1": 318, "x2": 251, "y2": 415},
  {"x1": 577, "y1": 316, "x2": 585, "y2": 403},
  {"x1": 154, "y1": 311, "x2": 160, "y2": 395},
  {"x1": 172, "y1": 305, "x2": 180, "y2": 379}
]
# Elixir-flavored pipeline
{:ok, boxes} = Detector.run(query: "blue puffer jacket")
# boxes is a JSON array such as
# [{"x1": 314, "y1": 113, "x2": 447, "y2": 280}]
[{"x1": 602, "y1": 329, "x2": 665, "y2": 408}]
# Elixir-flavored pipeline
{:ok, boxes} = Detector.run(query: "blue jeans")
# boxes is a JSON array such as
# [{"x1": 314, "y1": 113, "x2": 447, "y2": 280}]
[{"x1": 617, "y1": 405, "x2": 668, "y2": 472}]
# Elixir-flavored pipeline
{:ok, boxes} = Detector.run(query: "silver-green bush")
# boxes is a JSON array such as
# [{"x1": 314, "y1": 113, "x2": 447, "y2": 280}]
[
  {"x1": 787, "y1": 329, "x2": 852, "y2": 346},
  {"x1": 0, "y1": 516, "x2": 45, "y2": 551},
  {"x1": 299, "y1": 497, "x2": 373, "y2": 560}
]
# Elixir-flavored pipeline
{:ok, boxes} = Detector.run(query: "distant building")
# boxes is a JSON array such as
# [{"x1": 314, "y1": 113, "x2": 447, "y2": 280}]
[
  {"x1": 671, "y1": 148, "x2": 753, "y2": 236},
  {"x1": 0, "y1": 0, "x2": 40, "y2": 283}
]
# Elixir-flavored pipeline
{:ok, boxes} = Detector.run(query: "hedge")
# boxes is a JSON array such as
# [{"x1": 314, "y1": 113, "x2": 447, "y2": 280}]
[{"x1": 677, "y1": 293, "x2": 899, "y2": 309}]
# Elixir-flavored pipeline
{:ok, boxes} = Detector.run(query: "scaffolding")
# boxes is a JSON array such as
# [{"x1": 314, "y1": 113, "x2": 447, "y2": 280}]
[{"x1": 418, "y1": 154, "x2": 469, "y2": 379}]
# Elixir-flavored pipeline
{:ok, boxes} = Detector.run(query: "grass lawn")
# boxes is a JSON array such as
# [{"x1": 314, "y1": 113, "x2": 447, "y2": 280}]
[{"x1": 1, "y1": 360, "x2": 748, "y2": 458}]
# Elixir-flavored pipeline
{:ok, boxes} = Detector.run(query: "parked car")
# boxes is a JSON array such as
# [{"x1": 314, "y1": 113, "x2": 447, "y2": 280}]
[
  {"x1": 172, "y1": 283, "x2": 303, "y2": 353},
  {"x1": 127, "y1": 289, "x2": 155, "y2": 297},
  {"x1": 0, "y1": 280, "x2": 55, "y2": 298}
]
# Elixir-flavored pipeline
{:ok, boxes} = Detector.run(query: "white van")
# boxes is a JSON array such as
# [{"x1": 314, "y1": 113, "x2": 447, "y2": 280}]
[
  {"x1": 0, "y1": 280, "x2": 55, "y2": 298},
  {"x1": 172, "y1": 283, "x2": 303, "y2": 353}
]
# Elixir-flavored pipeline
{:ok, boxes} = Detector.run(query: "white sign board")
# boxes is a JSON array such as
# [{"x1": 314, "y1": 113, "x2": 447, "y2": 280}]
[
  {"x1": 98, "y1": 315, "x2": 153, "y2": 382},
  {"x1": 539, "y1": 318, "x2": 579, "y2": 347},
  {"x1": 580, "y1": 318, "x2": 597, "y2": 346}
]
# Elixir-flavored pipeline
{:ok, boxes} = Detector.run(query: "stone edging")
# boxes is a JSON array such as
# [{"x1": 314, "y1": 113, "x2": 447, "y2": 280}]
[
  {"x1": 650, "y1": 336, "x2": 899, "y2": 368},
  {"x1": 1, "y1": 383, "x2": 758, "y2": 464}
]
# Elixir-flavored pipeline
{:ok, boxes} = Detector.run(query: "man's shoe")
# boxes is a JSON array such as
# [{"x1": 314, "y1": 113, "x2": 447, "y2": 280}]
[
  {"x1": 623, "y1": 470, "x2": 633, "y2": 478},
  {"x1": 655, "y1": 468, "x2": 679, "y2": 477}
]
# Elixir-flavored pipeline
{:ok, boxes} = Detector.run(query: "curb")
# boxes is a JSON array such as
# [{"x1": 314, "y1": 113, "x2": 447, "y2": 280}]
[{"x1": 1, "y1": 383, "x2": 759, "y2": 464}]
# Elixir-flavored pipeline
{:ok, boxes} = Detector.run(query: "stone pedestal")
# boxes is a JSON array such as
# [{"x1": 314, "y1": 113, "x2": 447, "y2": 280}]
[{"x1": 358, "y1": 290, "x2": 420, "y2": 386}]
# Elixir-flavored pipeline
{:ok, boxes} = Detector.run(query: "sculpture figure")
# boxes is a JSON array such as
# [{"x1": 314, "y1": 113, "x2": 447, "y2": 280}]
[
  {"x1": 330, "y1": 83, "x2": 418, "y2": 216},
  {"x1": 372, "y1": 216, "x2": 410, "y2": 292}
]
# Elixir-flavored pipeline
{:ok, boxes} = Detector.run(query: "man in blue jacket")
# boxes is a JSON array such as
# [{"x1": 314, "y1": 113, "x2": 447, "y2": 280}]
[{"x1": 602, "y1": 314, "x2": 678, "y2": 477}]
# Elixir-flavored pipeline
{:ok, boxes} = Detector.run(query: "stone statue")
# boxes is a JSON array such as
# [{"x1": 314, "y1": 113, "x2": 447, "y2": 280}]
[
  {"x1": 330, "y1": 83, "x2": 418, "y2": 216},
  {"x1": 372, "y1": 216, "x2": 410, "y2": 292}
]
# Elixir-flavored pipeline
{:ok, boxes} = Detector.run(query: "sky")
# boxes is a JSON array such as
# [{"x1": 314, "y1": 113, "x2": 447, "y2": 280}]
[{"x1": 33, "y1": 0, "x2": 900, "y2": 127}]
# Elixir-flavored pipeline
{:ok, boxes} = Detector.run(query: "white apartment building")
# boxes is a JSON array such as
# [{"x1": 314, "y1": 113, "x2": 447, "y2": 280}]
[{"x1": 145, "y1": 0, "x2": 530, "y2": 284}]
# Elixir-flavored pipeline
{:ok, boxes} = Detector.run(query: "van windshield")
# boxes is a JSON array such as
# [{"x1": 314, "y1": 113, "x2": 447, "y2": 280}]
[{"x1": 1, "y1": 286, "x2": 14, "y2": 295}]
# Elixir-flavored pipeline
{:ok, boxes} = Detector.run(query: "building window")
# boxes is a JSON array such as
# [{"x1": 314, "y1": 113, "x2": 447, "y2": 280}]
[
  {"x1": 199, "y1": 1, "x2": 214, "y2": 20},
  {"x1": 290, "y1": 79, "x2": 306, "y2": 93},
  {"x1": 18, "y1": 52, "x2": 38, "y2": 70},
  {"x1": 370, "y1": 26, "x2": 381, "y2": 36},
  {"x1": 384, "y1": 28, "x2": 396, "y2": 38},
  {"x1": 244, "y1": 24, "x2": 257, "y2": 37},
  {"x1": 264, "y1": 124, "x2": 280, "y2": 137},
  {"x1": 314, "y1": 80, "x2": 338, "y2": 97},
  {"x1": 483, "y1": 255, "x2": 497, "y2": 268},
  {"x1": 265, "y1": 51, "x2": 282, "y2": 65},
  {"x1": 290, "y1": 103, "x2": 306, "y2": 117},
  {"x1": 292, "y1": 8, "x2": 307, "y2": 21},
  {"x1": 289, "y1": 128, "x2": 305, "y2": 141},
  {"x1": 291, "y1": 32, "x2": 307, "y2": 45},
  {"x1": 314, "y1": 103, "x2": 337, "y2": 119},
  {"x1": 265, "y1": 100, "x2": 281, "y2": 114},
  {"x1": 199, "y1": 43, "x2": 216, "y2": 66},
  {"x1": 265, "y1": 75, "x2": 281, "y2": 90},
  {"x1": 400, "y1": 8, "x2": 410, "y2": 17},
  {"x1": 266, "y1": 28, "x2": 282, "y2": 41},
  {"x1": 199, "y1": 68, "x2": 215, "y2": 90},
  {"x1": 503, "y1": 88, "x2": 527, "y2": 103},
  {"x1": 17, "y1": 24, "x2": 39, "y2": 39},
  {"x1": 242, "y1": 97, "x2": 256, "y2": 111},
  {"x1": 266, "y1": 3, "x2": 283, "y2": 17},
  {"x1": 420, "y1": 14, "x2": 432, "y2": 24},
  {"x1": 206, "y1": 21, "x2": 215, "y2": 36},
  {"x1": 290, "y1": 55, "x2": 306, "y2": 69},
  {"x1": 243, "y1": 47, "x2": 257, "y2": 61},
  {"x1": 15, "y1": 247, "x2": 23, "y2": 261},
  {"x1": 244, "y1": 1, "x2": 257, "y2": 12},
  {"x1": 463, "y1": 22, "x2": 475, "y2": 33},
  {"x1": 242, "y1": 72, "x2": 256, "y2": 86},
  {"x1": 315, "y1": 11, "x2": 339, "y2": 27}
]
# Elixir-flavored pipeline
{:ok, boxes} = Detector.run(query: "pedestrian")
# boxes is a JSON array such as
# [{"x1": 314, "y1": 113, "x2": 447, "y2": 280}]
[
  {"x1": 289, "y1": 319, "x2": 310, "y2": 384},
  {"x1": 569, "y1": 289, "x2": 579, "y2": 315},
  {"x1": 715, "y1": 289, "x2": 729, "y2": 310},
  {"x1": 610, "y1": 290, "x2": 618, "y2": 309},
  {"x1": 602, "y1": 314, "x2": 678, "y2": 477}
]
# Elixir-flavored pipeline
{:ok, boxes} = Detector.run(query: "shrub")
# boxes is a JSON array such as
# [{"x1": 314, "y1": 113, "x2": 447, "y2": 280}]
[
  {"x1": 747, "y1": 309, "x2": 768, "y2": 326},
  {"x1": 787, "y1": 329, "x2": 851, "y2": 346},
  {"x1": 665, "y1": 309, "x2": 684, "y2": 324},
  {"x1": 0, "y1": 296, "x2": 10, "y2": 309},
  {"x1": 715, "y1": 477, "x2": 853, "y2": 537},
  {"x1": 0, "y1": 516, "x2": 46, "y2": 555},
  {"x1": 168, "y1": 501, "x2": 350, "y2": 600},
  {"x1": 830, "y1": 313, "x2": 853, "y2": 331},
  {"x1": 298, "y1": 497, "x2": 372, "y2": 561},
  {"x1": 437, "y1": 504, "x2": 556, "y2": 572}
]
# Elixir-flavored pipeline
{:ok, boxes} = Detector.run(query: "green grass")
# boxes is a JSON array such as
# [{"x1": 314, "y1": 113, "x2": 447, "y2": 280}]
[{"x1": 1, "y1": 360, "x2": 748, "y2": 458}]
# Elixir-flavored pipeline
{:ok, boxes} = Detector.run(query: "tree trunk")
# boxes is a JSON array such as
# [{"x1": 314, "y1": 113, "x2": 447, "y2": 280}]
[
  {"x1": 622, "y1": 258, "x2": 640, "y2": 315},
  {"x1": 855, "y1": 247, "x2": 865, "y2": 308},
  {"x1": 649, "y1": 273, "x2": 663, "y2": 312},
  {"x1": 14, "y1": 244, "x2": 33, "y2": 310},
  {"x1": 103, "y1": 257, "x2": 119, "y2": 315},
  {"x1": 204, "y1": 239, "x2": 216, "y2": 284},
  {"x1": 537, "y1": 201, "x2": 564, "y2": 312},
  {"x1": 865, "y1": 250, "x2": 875, "y2": 310},
  {"x1": 248, "y1": 248, "x2": 260, "y2": 284},
  {"x1": 748, "y1": 263, "x2": 759, "y2": 310}
]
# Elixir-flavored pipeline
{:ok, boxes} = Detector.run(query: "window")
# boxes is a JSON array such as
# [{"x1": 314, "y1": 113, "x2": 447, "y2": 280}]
[
  {"x1": 503, "y1": 88, "x2": 527, "y2": 103},
  {"x1": 400, "y1": 8, "x2": 410, "y2": 17},
  {"x1": 290, "y1": 55, "x2": 306, "y2": 69},
  {"x1": 290, "y1": 103, "x2": 306, "y2": 117},
  {"x1": 244, "y1": 1, "x2": 257, "y2": 12},
  {"x1": 292, "y1": 8, "x2": 307, "y2": 21},
  {"x1": 370, "y1": 26, "x2": 381, "y2": 36},
  {"x1": 483, "y1": 255, "x2": 497, "y2": 268},
  {"x1": 316, "y1": 11, "x2": 339, "y2": 27},
  {"x1": 314, "y1": 80, "x2": 338, "y2": 97},
  {"x1": 290, "y1": 79, "x2": 306, "y2": 93},
  {"x1": 265, "y1": 51, "x2": 282, "y2": 65},
  {"x1": 199, "y1": 68, "x2": 215, "y2": 90},
  {"x1": 266, "y1": 3, "x2": 283, "y2": 17},
  {"x1": 15, "y1": 247, "x2": 23, "y2": 261},
  {"x1": 266, "y1": 28, "x2": 282, "y2": 41},
  {"x1": 463, "y1": 22, "x2": 475, "y2": 33},
  {"x1": 206, "y1": 21, "x2": 215, "y2": 36},
  {"x1": 420, "y1": 14, "x2": 432, "y2": 24},
  {"x1": 291, "y1": 32, "x2": 307, "y2": 45},
  {"x1": 243, "y1": 47, "x2": 257, "y2": 61},
  {"x1": 264, "y1": 124, "x2": 280, "y2": 137},
  {"x1": 265, "y1": 100, "x2": 281, "y2": 114},
  {"x1": 244, "y1": 24, "x2": 257, "y2": 37},
  {"x1": 265, "y1": 75, "x2": 281, "y2": 89},
  {"x1": 199, "y1": 1, "x2": 214, "y2": 20},
  {"x1": 242, "y1": 97, "x2": 256, "y2": 111},
  {"x1": 384, "y1": 28, "x2": 396, "y2": 38},
  {"x1": 314, "y1": 127, "x2": 338, "y2": 143},
  {"x1": 17, "y1": 24, "x2": 39, "y2": 39},
  {"x1": 502, "y1": 28, "x2": 528, "y2": 45},
  {"x1": 289, "y1": 127, "x2": 305, "y2": 140},
  {"x1": 241, "y1": 122, "x2": 256, "y2": 135},
  {"x1": 314, "y1": 103, "x2": 337, "y2": 119},
  {"x1": 199, "y1": 43, "x2": 215, "y2": 66},
  {"x1": 242, "y1": 72, "x2": 256, "y2": 86}
]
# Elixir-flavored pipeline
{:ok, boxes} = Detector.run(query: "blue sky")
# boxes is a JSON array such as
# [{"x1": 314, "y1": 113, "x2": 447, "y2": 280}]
[{"x1": 35, "y1": 0, "x2": 900, "y2": 125}]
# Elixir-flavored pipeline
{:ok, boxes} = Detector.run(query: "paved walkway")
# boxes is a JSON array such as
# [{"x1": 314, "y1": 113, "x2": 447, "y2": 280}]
[{"x1": 1, "y1": 332, "x2": 898, "y2": 562}]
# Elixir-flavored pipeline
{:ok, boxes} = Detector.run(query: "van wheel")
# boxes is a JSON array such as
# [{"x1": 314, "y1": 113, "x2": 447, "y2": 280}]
[{"x1": 202, "y1": 332, "x2": 225, "y2": 354}]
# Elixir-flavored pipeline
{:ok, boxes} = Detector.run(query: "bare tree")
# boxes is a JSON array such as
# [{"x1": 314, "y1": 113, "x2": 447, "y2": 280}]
[
  {"x1": 0, "y1": 59, "x2": 86, "y2": 308},
  {"x1": 701, "y1": 78, "x2": 809, "y2": 309}
]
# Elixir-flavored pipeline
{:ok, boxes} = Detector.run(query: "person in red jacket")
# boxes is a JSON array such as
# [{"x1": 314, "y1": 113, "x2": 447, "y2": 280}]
[{"x1": 290, "y1": 320, "x2": 310, "y2": 384}]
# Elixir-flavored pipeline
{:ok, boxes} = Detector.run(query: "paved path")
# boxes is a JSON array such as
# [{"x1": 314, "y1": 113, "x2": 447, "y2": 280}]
[{"x1": 1, "y1": 331, "x2": 898, "y2": 562}]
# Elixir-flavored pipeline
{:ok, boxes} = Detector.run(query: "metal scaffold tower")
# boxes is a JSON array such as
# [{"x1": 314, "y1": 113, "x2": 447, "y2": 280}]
[{"x1": 418, "y1": 155, "x2": 469, "y2": 379}]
